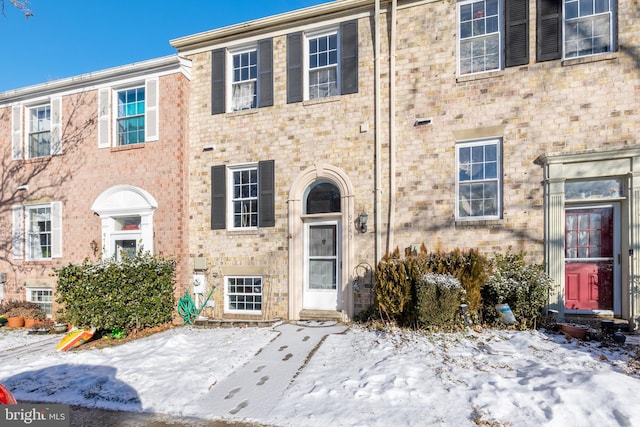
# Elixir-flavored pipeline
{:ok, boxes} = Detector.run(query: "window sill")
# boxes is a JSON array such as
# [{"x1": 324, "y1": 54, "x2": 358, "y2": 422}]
[
  {"x1": 226, "y1": 228, "x2": 259, "y2": 235},
  {"x1": 454, "y1": 218, "x2": 503, "y2": 227},
  {"x1": 226, "y1": 109, "x2": 260, "y2": 117},
  {"x1": 302, "y1": 96, "x2": 342, "y2": 107},
  {"x1": 22, "y1": 156, "x2": 52, "y2": 164},
  {"x1": 562, "y1": 52, "x2": 618, "y2": 67},
  {"x1": 456, "y1": 69, "x2": 505, "y2": 83},
  {"x1": 111, "y1": 143, "x2": 146, "y2": 152}
]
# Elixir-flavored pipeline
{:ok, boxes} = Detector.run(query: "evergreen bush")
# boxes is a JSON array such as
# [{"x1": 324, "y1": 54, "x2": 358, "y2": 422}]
[
  {"x1": 415, "y1": 273, "x2": 466, "y2": 329},
  {"x1": 482, "y1": 251, "x2": 552, "y2": 329},
  {"x1": 54, "y1": 250, "x2": 176, "y2": 333}
]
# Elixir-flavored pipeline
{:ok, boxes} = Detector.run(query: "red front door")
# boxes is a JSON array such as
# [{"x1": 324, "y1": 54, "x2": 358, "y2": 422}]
[{"x1": 564, "y1": 207, "x2": 614, "y2": 311}]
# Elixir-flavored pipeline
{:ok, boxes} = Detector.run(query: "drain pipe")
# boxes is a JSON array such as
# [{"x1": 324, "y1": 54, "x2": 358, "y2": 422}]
[
  {"x1": 387, "y1": 0, "x2": 397, "y2": 255},
  {"x1": 374, "y1": 0, "x2": 382, "y2": 263}
]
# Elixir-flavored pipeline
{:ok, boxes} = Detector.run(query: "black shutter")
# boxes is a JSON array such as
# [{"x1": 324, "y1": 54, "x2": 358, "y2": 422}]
[
  {"x1": 211, "y1": 165, "x2": 226, "y2": 230},
  {"x1": 211, "y1": 49, "x2": 226, "y2": 114},
  {"x1": 258, "y1": 38, "x2": 273, "y2": 108},
  {"x1": 536, "y1": 0, "x2": 562, "y2": 62},
  {"x1": 340, "y1": 20, "x2": 358, "y2": 95},
  {"x1": 287, "y1": 32, "x2": 303, "y2": 104},
  {"x1": 505, "y1": 0, "x2": 529, "y2": 67},
  {"x1": 258, "y1": 160, "x2": 275, "y2": 228}
]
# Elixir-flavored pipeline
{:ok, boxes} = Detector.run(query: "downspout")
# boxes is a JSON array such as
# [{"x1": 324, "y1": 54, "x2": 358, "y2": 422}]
[
  {"x1": 374, "y1": 0, "x2": 382, "y2": 263},
  {"x1": 387, "y1": 0, "x2": 397, "y2": 255}
]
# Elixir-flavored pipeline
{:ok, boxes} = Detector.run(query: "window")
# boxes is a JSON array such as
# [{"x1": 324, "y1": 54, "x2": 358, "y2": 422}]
[
  {"x1": 28, "y1": 205, "x2": 52, "y2": 259},
  {"x1": 12, "y1": 202, "x2": 62, "y2": 260},
  {"x1": 211, "y1": 39, "x2": 273, "y2": 115},
  {"x1": 286, "y1": 20, "x2": 358, "y2": 103},
  {"x1": 231, "y1": 48, "x2": 257, "y2": 111},
  {"x1": 28, "y1": 105, "x2": 51, "y2": 158},
  {"x1": 117, "y1": 87, "x2": 145, "y2": 145},
  {"x1": 563, "y1": 0, "x2": 613, "y2": 58},
  {"x1": 27, "y1": 288, "x2": 53, "y2": 317},
  {"x1": 98, "y1": 79, "x2": 158, "y2": 148},
  {"x1": 536, "y1": 0, "x2": 616, "y2": 62},
  {"x1": 308, "y1": 32, "x2": 339, "y2": 99},
  {"x1": 12, "y1": 98, "x2": 61, "y2": 160},
  {"x1": 458, "y1": 0, "x2": 502, "y2": 75},
  {"x1": 456, "y1": 139, "x2": 502, "y2": 220},
  {"x1": 225, "y1": 276, "x2": 262, "y2": 314},
  {"x1": 210, "y1": 160, "x2": 275, "y2": 230},
  {"x1": 230, "y1": 165, "x2": 258, "y2": 229}
]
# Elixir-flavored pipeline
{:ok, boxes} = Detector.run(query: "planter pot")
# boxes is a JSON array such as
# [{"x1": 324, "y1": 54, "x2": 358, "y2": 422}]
[
  {"x1": 53, "y1": 323, "x2": 68, "y2": 333},
  {"x1": 0, "y1": 318, "x2": 7, "y2": 326},
  {"x1": 24, "y1": 318, "x2": 38, "y2": 329},
  {"x1": 7, "y1": 316, "x2": 25, "y2": 328},
  {"x1": 559, "y1": 323, "x2": 589, "y2": 339}
]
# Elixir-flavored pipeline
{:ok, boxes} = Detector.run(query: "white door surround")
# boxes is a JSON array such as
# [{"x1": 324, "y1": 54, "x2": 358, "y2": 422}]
[
  {"x1": 91, "y1": 185, "x2": 157, "y2": 259},
  {"x1": 288, "y1": 163, "x2": 355, "y2": 321}
]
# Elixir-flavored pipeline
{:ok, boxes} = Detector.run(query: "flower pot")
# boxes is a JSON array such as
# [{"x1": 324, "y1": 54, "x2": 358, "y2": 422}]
[
  {"x1": 24, "y1": 318, "x2": 38, "y2": 329},
  {"x1": 559, "y1": 323, "x2": 589, "y2": 339},
  {"x1": 53, "y1": 323, "x2": 68, "y2": 333},
  {"x1": 7, "y1": 316, "x2": 25, "y2": 328}
]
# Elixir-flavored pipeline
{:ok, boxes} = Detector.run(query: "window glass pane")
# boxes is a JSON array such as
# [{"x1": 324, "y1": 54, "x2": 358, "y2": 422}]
[
  {"x1": 117, "y1": 87, "x2": 145, "y2": 145},
  {"x1": 306, "y1": 182, "x2": 341, "y2": 214},
  {"x1": 594, "y1": 0, "x2": 609, "y2": 13},
  {"x1": 226, "y1": 277, "x2": 262, "y2": 312},
  {"x1": 456, "y1": 140, "x2": 500, "y2": 219},
  {"x1": 579, "y1": 0, "x2": 593, "y2": 16},
  {"x1": 28, "y1": 206, "x2": 52, "y2": 259},
  {"x1": 231, "y1": 167, "x2": 259, "y2": 228}
]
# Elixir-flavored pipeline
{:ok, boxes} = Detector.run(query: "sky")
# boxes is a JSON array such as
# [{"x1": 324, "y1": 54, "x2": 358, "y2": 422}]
[
  {"x1": 0, "y1": 0, "x2": 331, "y2": 92},
  {"x1": 2, "y1": 322, "x2": 640, "y2": 426}
]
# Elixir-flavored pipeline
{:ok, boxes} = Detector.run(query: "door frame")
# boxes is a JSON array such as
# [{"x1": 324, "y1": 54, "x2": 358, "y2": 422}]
[
  {"x1": 564, "y1": 203, "x2": 621, "y2": 316},
  {"x1": 303, "y1": 218, "x2": 341, "y2": 310},
  {"x1": 287, "y1": 164, "x2": 355, "y2": 321}
]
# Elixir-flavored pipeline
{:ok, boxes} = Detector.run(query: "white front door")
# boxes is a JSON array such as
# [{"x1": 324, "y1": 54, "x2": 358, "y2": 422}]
[{"x1": 303, "y1": 220, "x2": 340, "y2": 310}]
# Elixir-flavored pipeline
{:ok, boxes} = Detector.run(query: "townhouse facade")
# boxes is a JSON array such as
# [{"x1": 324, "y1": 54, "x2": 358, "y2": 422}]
[
  {"x1": 171, "y1": 0, "x2": 640, "y2": 324},
  {"x1": 1, "y1": 0, "x2": 638, "y2": 326},
  {"x1": 0, "y1": 56, "x2": 192, "y2": 317}
]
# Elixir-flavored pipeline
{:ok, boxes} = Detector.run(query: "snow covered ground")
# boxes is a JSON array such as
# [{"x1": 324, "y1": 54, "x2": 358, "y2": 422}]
[{"x1": 1, "y1": 323, "x2": 640, "y2": 426}]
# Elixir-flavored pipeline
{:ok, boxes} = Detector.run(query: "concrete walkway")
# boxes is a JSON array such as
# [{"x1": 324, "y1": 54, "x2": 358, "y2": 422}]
[{"x1": 184, "y1": 321, "x2": 349, "y2": 421}]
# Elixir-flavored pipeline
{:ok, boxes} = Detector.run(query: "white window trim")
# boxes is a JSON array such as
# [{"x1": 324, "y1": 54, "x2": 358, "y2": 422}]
[
  {"x1": 455, "y1": 138, "x2": 502, "y2": 221},
  {"x1": 304, "y1": 26, "x2": 340, "y2": 101},
  {"x1": 14, "y1": 201, "x2": 63, "y2": 261},
  {"x1": 562, "y1": 0, "x2": 616, "y2": 60},
  {"x1": 114, "y1": 84, "x2": 145, "y2": 146},
  {"x1": 226, "y1": 44, "x2": 258, "y2": 113},
  {"x1": 456, "y1": 0, "x2": 504, "y2": 77},
  {"x1": 25, "y1": 103, "x2": 51, "y2": 159},
  {"x1": 224, "y1": 275, "x2": 263, "y2": 315},
  {"x1": 227, "y1": 163, "x2": 259, "y2": 231},
  {"x1": 26, "y1": 287, "x2": 53, "y2": 317}
]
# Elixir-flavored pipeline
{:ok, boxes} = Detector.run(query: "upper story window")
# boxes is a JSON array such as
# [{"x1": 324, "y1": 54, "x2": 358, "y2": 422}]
[
  {"x1": 537, "y1": 0, "x2": 616, "y2": 62},
  {"x1": 230, "y1": 48, "x2": 258, "y2": 111},
  {"x1": 458, "y1": 0, "x2": 502, "y2": 75},
  {"x1": 286, "y1": 20, "x2": 358, "y2": 103},
  {"x1": 211, "y1": 40, "x2": 273, "y2": 115},
  {"x1": 307, "y1": 31, "x2": 339, "y2": 99},
  {"x1": 563, "y1": 0, "x2": 613, "y2": 58},
  {"x1": 12, "y1": 202, "x2": 62, "y2": 260},
  {"x1": 210, "y1": 160, "x2": 275, "y2": 230},
  {"x1": 11, "y1": 98, "x2": 61, "y2": 160},
  {"x1": 28, "y1": 105, "x2": 51, "y2": 158},
  {"x1": 97, "y1": 78, "x2": 158, "y2": 149},
  {"x1": 117, "y1": 87, "x2": 145, "y2": 146},
  {"x1": 456, "y1": 138, "x2": 502, "y2": 220}
]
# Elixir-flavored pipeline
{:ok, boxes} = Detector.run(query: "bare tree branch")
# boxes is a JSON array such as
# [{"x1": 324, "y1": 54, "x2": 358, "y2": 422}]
[{"x1": 2, "y1": 0, "x2": 32, "y2": 18}]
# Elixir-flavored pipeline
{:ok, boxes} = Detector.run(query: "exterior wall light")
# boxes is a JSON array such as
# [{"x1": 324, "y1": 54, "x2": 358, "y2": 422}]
[{"x1": 358, "y1": 211, "x2": 368, "y2": 233}]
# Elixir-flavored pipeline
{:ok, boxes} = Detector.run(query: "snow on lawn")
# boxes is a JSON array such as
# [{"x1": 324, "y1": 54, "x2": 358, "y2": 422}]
[{"x1": 1, "y1": 324, "x2": 640, "y2": 426}]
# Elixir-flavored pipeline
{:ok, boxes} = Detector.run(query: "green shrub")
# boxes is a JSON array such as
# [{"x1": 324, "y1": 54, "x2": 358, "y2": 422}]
[
  {"x1": 415, "y1": 273, "x2": 466, "y2": 329},
  {"x1": 54, "y1": 251, "x2": 176, "y2": 333},
  {"x1": 374, "y1": 247, "x2": 489, "y2": 326},
  {"x1": 481, "y1": 251, "x2": 552, "y2": 329},
  {"x1": 374, "y1": 251, "x2": 412, "y2": 322}
]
